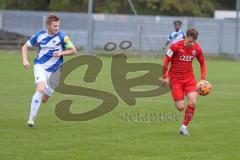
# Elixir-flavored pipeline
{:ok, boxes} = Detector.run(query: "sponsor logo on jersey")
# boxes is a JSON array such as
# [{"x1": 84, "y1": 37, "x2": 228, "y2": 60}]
[
  {"x1": 41, "y1": 46, "x2": 58, "y2": 50},
  {"x1": 180, "y1": 55, "x2": 194, "y2": 61}
]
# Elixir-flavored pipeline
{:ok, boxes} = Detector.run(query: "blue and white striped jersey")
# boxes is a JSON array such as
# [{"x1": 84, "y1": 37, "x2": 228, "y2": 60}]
[
  {"x1": 167, "y1": 30, "x2": 185, "y2": 45},
  {"x1": 27, "y1": 31, "x2": 71, "y2": 72}
]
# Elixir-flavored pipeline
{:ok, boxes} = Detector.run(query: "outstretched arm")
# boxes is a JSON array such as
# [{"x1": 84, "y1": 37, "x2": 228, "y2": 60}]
[
  {"x1": 22, "y1": 43, "x2": 30, "y2": 69},
  {"x1": 159, "y1": 55, "x2": 171, "y2": 86},
  {"x1": 162, "y1": 56, "x2": 171, "y2": 79}
]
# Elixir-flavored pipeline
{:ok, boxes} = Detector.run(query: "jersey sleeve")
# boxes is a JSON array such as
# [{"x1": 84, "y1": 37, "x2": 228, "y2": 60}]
[
  {"x1": 26, "y1": 31, "x2": 44, "y2": 47},
  {"x1": 59, "y1": 31, "x2": 74, "y2": 49}
]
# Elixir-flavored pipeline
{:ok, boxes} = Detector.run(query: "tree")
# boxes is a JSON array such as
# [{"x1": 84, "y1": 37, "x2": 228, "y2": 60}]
[
  {"x1": 159, "y1": 0, "x2": 214, "y2": 17},
  {"x1": 49, "y1": 0, "x2": 88, "y2": 12},
  {"x1": 1, "y1": 0, "x2": 50, "y2": 10},
  {"x1": 0, "y1": 0, "x2": 234, "y2": 17},
  {"x1": 213, "y1": 0, "x2": 235, "y2": 10}
]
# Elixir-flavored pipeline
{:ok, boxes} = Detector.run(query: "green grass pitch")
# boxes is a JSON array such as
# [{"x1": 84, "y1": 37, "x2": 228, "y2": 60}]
[{"x1": 0, "y1": 50, "x2": 240, "y2": 160}]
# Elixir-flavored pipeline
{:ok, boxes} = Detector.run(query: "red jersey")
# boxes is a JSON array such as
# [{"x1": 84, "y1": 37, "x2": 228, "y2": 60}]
[{"x1": 165, "y1": 40, "x2": 205, "y2": 80}]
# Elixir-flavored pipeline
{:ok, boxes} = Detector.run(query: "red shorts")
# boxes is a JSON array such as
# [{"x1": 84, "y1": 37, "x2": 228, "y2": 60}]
[{"x1": 170, "y1": 77, "x2": 196, "y2": 101}]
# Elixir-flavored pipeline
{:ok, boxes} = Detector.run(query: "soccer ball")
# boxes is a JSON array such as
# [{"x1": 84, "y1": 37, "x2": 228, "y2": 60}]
[{"x1": 196, "y1": 80, "x2": 212, "y2": 96}]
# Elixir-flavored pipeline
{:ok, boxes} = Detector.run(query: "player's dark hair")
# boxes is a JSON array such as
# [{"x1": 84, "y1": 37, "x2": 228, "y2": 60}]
[
  {"x1": 186, "y1": 28, "x2": 199, "y2": 40},
  {"x1": 46, "y1": 14, "x2": 59, "y2": 26},
  {"x1": 173, "y1": 20, "x2": 182, "y2": 25}
]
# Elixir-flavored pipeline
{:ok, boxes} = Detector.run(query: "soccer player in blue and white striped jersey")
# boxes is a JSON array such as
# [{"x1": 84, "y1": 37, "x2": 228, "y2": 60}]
[
  {"x1": 22, "y1": 14, "x2": 77, "y2": 127},
  {"x1": 163, "y1": 20, "x2": 185, "y2": 53}
]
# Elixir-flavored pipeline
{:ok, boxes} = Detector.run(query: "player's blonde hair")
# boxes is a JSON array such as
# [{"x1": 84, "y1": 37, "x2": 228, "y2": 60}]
[{"x1": 46, "y1": 14, "x2": 59, "y2": 26}]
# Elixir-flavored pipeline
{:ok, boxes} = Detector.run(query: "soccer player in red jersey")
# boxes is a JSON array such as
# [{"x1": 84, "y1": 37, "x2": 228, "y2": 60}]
[{"x1": 161, "y1": 28, "x2": 206, "y2": 136}]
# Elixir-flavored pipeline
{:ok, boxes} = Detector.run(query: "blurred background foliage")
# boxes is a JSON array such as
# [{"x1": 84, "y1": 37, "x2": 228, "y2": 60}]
[{"x1": 0, "y1": 0, "x2": 236, "y2": 17}]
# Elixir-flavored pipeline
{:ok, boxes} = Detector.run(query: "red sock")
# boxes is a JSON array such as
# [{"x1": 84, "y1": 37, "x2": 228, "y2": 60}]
[{"x1": 182, "y1": 104, "x2": 195, "y2": 126}]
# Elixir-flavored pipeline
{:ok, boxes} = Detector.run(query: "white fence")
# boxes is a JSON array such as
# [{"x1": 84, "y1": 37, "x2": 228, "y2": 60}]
[{"x1": 0, "y1": 10, "x2": 240, "y2": 57}]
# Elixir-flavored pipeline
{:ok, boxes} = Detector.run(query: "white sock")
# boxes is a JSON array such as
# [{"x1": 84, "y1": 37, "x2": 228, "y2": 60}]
[{"x1": 29, "y1": 91, "x2": 43, "y2": 120}]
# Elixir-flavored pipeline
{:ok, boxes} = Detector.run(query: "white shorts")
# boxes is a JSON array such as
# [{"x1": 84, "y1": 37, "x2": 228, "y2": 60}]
[{"x1": 34, "y1": 64, "x2": 61, "y2": 96}]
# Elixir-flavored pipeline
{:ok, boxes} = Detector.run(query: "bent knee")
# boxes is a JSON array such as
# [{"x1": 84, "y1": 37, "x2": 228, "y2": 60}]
[
  {"x1": 188, "y1": 100, "x2": 196, "y2": 107},
  {"x1": 177, "y1": 106, "x2": 185, "y2": 111},
  {"x1": 175, "y1": 104, "x2": 185, "y2": 111},
  {"x1": 37, "y1": 82, "x2": 46, "y2": 93},
  {"x1": 37, "y1": 86, "x2": 45, "y2": 93}
]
